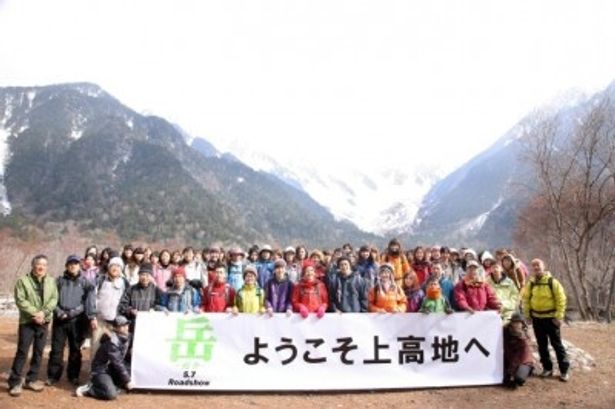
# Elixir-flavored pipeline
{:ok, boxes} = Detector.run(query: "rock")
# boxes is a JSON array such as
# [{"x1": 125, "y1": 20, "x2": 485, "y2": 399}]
[{"x1": 528, "y1": 330, "x2": 596, "y2": 373}]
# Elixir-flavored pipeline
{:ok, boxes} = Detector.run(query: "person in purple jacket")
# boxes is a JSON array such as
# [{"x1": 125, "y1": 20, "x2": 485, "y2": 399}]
[
  {"x1": 402, "y1": 270, "x2": 424, "y2": 312},
  {"x1": 264, "y1": 259, "x2": 294, "y2": 315}
]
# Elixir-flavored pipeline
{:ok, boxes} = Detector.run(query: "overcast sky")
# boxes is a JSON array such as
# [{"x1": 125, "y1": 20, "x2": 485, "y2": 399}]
[{"x1": 1, "y1": 0, "x2": 615, "y2": 174}]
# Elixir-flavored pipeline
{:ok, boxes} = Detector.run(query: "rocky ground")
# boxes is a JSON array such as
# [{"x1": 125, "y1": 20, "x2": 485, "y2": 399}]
[{"x1": 0, "y1": 316, "x2": 612, "y2": 409}]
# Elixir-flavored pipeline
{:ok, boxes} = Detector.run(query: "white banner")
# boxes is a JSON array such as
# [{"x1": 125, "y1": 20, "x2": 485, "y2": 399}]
[{"x1": 132, "y1": 311, "x2": 503, "y2": 391}]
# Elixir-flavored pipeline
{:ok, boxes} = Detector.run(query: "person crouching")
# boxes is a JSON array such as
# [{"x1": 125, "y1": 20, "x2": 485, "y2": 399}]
[
  {"x1": 75, "y1": 315, "x2": 134, "y2": 400},
  {"x1": 503, "y1": 313, "x2": 535, "y2": 388}
]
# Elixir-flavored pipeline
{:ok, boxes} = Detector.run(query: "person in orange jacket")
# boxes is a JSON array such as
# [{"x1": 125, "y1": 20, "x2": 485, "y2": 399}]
[
  {"x1": 292, "y1": 265, "x2": 328, "y2": 318},
  {"x1": 380, "y1": 238, "x2": 411, "y2": 287},
  {"x1": 368, "y1": 264, "x2": 407, "y2": 313}
]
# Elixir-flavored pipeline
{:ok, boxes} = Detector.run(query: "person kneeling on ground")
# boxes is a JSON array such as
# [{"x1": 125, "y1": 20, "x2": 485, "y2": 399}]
[
  {"x1": 503, "y1": 312, "x2": 535, "y2": 388},
  {"x1": 75, "y1": 315, "x2": 134, "y2": 400}
]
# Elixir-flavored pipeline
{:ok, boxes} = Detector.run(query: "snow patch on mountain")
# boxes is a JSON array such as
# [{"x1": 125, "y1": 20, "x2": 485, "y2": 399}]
[
  {"x1": 460, "y1": 197, "x2": 503, "y2": 234},
  {"x1": 0, "y1": 122, "x2": 12, "y2": 215},
  {"x1": 26, "y1": 90, "x2": 36, "y2": 109},
  {"x1": 70, "y1": 114, "x2": 87, "y2": 140},
  {"x1": 213, "y1": 140, "x2": 441, "y2": 235}
]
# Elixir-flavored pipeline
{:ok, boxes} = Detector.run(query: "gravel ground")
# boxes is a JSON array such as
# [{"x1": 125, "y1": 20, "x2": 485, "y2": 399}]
[{"x1": 0, "y1": 318, "x2": 613, "y2": 409}]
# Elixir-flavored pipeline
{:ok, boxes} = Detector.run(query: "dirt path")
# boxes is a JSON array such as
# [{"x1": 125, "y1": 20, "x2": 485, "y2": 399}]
[{"x1": 0, "y1": 318, "x2": 613, "y2": 409}]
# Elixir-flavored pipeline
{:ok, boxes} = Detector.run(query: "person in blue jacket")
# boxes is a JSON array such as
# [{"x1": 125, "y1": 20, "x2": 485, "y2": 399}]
[
  {"x1": 428, "y1": 262, "x2": 455, "y2": 308},
  {"x1": 355, "y1": 245, "x2": 379, "y2": 288},
  {"x1": 159, "y1": 267, "x2": 201, "y2": 313},
  {"x1": 328, "y1": 257, "x2": 368, "y2": 312},
  {"x1": 256, "y1": 245, "x2": 275, "y2": 289}
]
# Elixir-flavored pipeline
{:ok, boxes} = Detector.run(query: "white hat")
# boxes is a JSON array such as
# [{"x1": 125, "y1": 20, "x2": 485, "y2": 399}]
[
  {"x1": 467, "y1": 260, "x2": 480, "y2": 269},
  {"x1": 108, "y1": 257, "x2": 124, "y2": 270},
  {"x1": 480, "y1": 251, "x2": 495, "y2": 263},
  {"x1": 464, "y1": 249, "x2": 477, "y2": 260},
  {"x1": 259, "y1": 245, "x2": 273, "y2": 254}
]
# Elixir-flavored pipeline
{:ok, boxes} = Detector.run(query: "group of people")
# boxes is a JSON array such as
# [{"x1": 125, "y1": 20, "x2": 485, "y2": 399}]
[{"x1": 7, "y1": 239, "x2": 570, "y2": 399}]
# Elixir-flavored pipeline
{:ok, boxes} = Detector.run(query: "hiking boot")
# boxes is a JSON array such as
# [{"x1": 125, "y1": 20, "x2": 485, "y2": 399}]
[
  {"x1": 69, "y1": 378, "x2": 80, "y2": 387},
  {"x1": 75, "y1": 383, "x2": 92, "y2": 397},
  {"x1": 24, "y1": 380, "x2": 44, "y2": 392},
  {"x1": 559, "y1": 371, "x2": 571, "y2": 382},
  {"x1": 539, "y1": 369, "x2": 553, "y2": 378},
  {"x1": 8, "y1": 380, "x2": 23, "y2": 397}
]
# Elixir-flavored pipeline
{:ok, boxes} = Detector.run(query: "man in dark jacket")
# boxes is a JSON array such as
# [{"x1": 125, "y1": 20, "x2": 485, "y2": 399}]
[
  {"x1": 117, "y1": 263, "x2": 162, "y2": 330},
  {"x1": 117, "y1": 263, "x2": 162, "y2": 364},
  {"x1": 328, "y1": 257, "x2": 368, "y2": 312},
  {"x1": 46, "y1": 255, "x2": 97, "y2": 386},
  {"x1": 75, "y1": 315, "x2": 134, "y2": 400}
]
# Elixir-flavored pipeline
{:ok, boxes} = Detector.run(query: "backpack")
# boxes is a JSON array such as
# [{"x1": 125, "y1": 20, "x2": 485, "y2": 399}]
[
  {"x1": 238, "y1": 286, "x2": 262, "y2": 302},
  {"x1": 97, "y1": 275, "x2": 128, "y2": 293},
  {"x1": 528, "y1": 276, "x2": 555, "y2": 314},
  {"x1": 205, "y1": 284, "x2": 231, "y2": 307}
]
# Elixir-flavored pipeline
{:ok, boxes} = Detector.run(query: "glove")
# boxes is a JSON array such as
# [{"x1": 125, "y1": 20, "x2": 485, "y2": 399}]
[
  {"x1": 299, "y1": 305, "x2": 309, "y2": 319},
  {"x1": 316, "y1": 305, "x2": 326, "y2": 319}
]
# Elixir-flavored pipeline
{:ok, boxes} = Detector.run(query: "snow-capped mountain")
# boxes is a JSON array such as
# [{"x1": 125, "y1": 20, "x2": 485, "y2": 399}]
[
  {"x1": 0, "y1": 83, "x2": 379, "y2": 246},
  {"x1": 405, "y1": 85, "x2": 610, "y2": 248},
  {"x1": 193, "y1": 137, "x2": 441, "y2": 235}
]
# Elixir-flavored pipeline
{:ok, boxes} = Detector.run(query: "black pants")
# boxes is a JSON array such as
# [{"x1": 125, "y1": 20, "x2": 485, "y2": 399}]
[
  {"x1": 532, "y1": 317, "x2": 569, "y2": 373},
  {"x1": 88, "y1": 373, "x2": 120, "y2": 400},
  {"x1": 47, "y1": 317, "x2": 86, "y2": 381},
  {"x1": 8, "y1": 323, "x2": 49, "y2": 388}
]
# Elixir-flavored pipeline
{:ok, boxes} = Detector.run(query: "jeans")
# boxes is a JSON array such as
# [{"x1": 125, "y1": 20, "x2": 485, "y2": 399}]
[{"x1": 88, "y1": 373, "x2": 119, "y2": 400}]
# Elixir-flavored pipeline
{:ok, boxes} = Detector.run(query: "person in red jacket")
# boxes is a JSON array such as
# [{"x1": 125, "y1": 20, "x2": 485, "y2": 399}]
[
  {"x1": 292, "y1": 265, "x2": 328, "y2": 318},
  {"x1": 454, "y1": 260, "x2": 501, "y2": 313},
  {"x1": 202, "y1": 265, "x2": 235, "y2": 313},
  {"x1": 411, "y1": 246, "x2": 432, "y2": 286}
]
